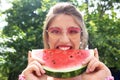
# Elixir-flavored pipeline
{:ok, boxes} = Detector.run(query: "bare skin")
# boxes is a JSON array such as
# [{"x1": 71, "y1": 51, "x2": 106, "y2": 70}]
[
  {"x1": 21, "y1": 14, "x2": 112, "y2": 80},
  {"x1": 21, "y1": 49, "x2": 111, "y2": 80}
]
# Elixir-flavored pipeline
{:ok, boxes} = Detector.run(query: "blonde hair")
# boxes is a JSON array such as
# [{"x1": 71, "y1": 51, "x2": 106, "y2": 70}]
[{"x1": 43, "y1": 2, "x2": 88, "y2": 49}]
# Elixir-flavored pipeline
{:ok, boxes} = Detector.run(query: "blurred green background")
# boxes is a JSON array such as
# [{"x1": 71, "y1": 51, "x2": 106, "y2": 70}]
[{"x1": 0, "y1": 0, "x2": 120, "y2": 80}]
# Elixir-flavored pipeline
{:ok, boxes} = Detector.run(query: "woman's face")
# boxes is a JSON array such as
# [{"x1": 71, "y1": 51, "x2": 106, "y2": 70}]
[{"x1": 47, "y1": 14, "x2": 82, "y2": 50}]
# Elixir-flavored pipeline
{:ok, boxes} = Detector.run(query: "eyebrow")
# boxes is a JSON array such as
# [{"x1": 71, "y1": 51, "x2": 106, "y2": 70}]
[
  {"x1": 49, "y1": 26, "x2": 80, "y2": 29},
  {"x1": 67, "y1": 26, "x2": 81, "y2": 30},
  {"x1": 48, "y1": 27, "x2": 61, "y2": 29},
  {"x1": 47, "y1": 27, "x2": 61, "y2": 31}
]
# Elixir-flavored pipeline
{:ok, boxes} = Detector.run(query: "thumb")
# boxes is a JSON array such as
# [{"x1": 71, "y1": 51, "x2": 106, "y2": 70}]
[
  {"x1": 28, "y1": 51, "x2": 32, "y2": 64},
  {"x1": 94, "y1": 48, "x2": 99, "y2": 59}
]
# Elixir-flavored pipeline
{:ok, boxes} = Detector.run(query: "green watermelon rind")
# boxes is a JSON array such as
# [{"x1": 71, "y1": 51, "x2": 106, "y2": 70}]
[
  {"x1": 31, "y1": 49, "x2": 94, "y2": 78},
  {"x1": 42, "y1": 50, "x2": 94, "y2": 78},
  {"x1": 43, "y1": 65, "x2": 87, "y2": 78}
]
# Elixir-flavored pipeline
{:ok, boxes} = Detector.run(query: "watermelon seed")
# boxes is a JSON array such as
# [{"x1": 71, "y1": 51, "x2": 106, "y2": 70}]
[
  {"x1": 77, "y1": 52, "x2": 80, "y2": 54},
  {"x1": 52, "y1": 60, "x2": 56, "y2": 64},
  {"x1": 70, "y1": 55, "x2": 73, "y2": 58},
  {"x1": 77, "y1": 52, "x2": 81, "y2": 55}
]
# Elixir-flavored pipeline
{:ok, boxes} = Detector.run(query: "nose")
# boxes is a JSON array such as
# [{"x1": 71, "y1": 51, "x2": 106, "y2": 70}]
[{"x1": 59, "y1": 32, "x2": 70, "y2": 43}]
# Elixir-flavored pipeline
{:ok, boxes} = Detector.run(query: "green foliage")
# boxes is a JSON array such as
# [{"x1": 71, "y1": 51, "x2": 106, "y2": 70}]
[
  {"x1": 87, "y1": 14, "x2": 120, "y2": 68},
  {"x1": 1, "y1": 0, "x2": 50, "y2": 79},
  {"x1": 86, "y1": 0, "x2": 120, "y2": 69}
]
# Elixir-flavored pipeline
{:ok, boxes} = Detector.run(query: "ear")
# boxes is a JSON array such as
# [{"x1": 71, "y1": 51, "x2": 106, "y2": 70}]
[{"x1": 94, "y1": 48, "x2": 99, "y2": 59}]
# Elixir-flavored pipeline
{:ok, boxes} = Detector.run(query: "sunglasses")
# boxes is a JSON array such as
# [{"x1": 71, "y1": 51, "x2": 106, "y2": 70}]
[{"x1": 46, "y1": 27, "x2": 82, "y2": 39}]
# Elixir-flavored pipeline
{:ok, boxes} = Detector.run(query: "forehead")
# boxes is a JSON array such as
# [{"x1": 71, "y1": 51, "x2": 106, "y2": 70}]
[{"x1": 48, "y1": 14, "x2": 80, "y2": 29}]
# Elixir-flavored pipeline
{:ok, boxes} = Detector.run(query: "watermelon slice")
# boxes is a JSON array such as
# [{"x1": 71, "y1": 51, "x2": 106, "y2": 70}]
[{"x1": 31, "y1": 49, "x2": 94, "y2": 78}]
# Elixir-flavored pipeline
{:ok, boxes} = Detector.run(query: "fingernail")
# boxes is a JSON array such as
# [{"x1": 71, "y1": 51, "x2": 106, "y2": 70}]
[
  {"x1": 95, "y1": 48, "x2": 98, "y2": 51},
  {"x1": 28, "y1": 51, "x2": 31, "y2": 53},
  {"x1": 89, "y1": 68, "x2": 93, "y2": 72},
  {"x1": 42, "y1": 69, "x2": 46, "y2": 74}
]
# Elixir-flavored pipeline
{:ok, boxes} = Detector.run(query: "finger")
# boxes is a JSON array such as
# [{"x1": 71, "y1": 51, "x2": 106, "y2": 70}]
[
  {"x1": 94, "y1": 48, "x2": 99, "y2": 59},
  {"x1": 29, "y1": 61, "x2": 46, "y2": 75},
  {"x1": 28, "y1": 51, "x2": 32, "y2": 64},
  {"x1": 86, "y1": 58, "x2": 99, "y2": 73},
  {"x1": 86, "y1": 57, "x2": 96, "y2": 73},
  {"x1": 26, "y1": 64, "x2": 41, "y2": 77},
  {"x1": 82, "y1": 55, "x2": 93, "y2": 65}
]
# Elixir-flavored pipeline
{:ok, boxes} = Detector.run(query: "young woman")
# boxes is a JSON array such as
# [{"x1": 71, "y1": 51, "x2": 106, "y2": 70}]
[{"x1": 19, "y1": 2, "x2": 114, "y2": 80}]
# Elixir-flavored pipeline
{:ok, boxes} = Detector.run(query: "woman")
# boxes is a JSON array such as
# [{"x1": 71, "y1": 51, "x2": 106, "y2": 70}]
[{"x1": 19, "y1": 2, "x2": 114, "y2": 80}]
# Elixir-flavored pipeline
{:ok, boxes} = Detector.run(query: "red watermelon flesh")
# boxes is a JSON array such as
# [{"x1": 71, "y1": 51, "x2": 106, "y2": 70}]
[
  {"x1": 31, "y1": 49, "x2": 94, "y2": 78},
  {"x1": 43, "y1": 49, "x2": 92, "y2": 69}
]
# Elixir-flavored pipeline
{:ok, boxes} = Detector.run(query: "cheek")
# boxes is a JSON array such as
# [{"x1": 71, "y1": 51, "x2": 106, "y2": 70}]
[
  {"x1": 48, "y1": 38, "x2": 57, "y2": 49},
  {"x1": 73, "y1": 37, "x2": 81, "y2": 49}
]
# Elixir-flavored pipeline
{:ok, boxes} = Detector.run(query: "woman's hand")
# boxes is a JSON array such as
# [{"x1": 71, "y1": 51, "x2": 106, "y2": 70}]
[
  {"x1": 81, "y1": 48, "x2": 112, "y2": 80},
  {"x1": 21, "y1": 51, "x2": 47, "y2": 80}
]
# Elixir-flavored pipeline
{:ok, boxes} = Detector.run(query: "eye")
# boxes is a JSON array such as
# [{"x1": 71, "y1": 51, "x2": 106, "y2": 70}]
[
  {"x1": 69, "y1": 30, "x2": 79, "y2": 34},
  {"x1": 48, "y1": 27, "x2": 61, "y2": 34},
  {"x1": 68, "y1": 27, "x2": 81, "y2": 34},
  {"x1": 50, "y1": 29, "x2": 61, "y2": 34}
]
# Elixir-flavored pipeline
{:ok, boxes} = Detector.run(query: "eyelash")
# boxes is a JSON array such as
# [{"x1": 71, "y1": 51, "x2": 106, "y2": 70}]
[
  {"x1": 69, "y1": 30, "x2": 79, "y2": 33},
  {"x1": 50, "y1": 29, "x2": 79, "y2": 34},
  {"x1": 51, "y1": 30, "x2": 61, "y2": 34}
]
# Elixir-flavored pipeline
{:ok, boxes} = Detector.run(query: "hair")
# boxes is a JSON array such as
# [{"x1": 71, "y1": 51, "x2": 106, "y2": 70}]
[{"x1": 43, "y1": 2, "x2": 88, "y2": 49}]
